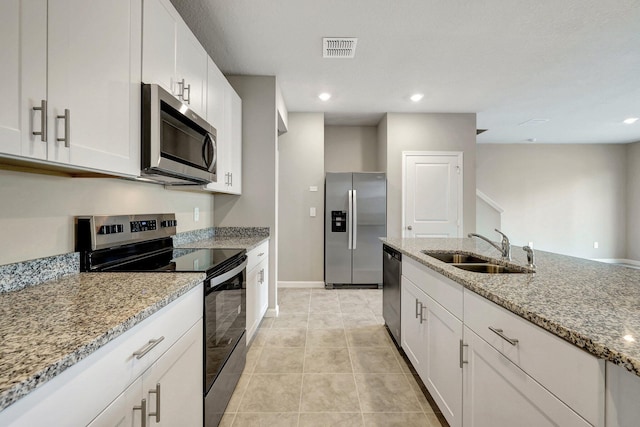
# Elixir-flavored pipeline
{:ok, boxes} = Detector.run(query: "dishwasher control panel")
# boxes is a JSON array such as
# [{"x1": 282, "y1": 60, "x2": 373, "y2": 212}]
[{"x1": 331, "y1": 211, "x2": 347, "y2": 232}]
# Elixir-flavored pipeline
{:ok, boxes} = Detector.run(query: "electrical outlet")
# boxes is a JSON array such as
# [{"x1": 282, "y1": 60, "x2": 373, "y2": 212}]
[
  {"x1": 309, "y1": 186, "x2": 318, "y2": 192},
  {"x1": 528, "y1": 241, "x2": 534, "y2": 248},
  {"x1": 593, "y1": 241, "x2": 599, "y2": 249},
  {"x1": 310, "y1": 207, "x2": 316, "y2": 217},
  {"x1": 194, "y1": 207, "x2": 200, "y2": 222}
]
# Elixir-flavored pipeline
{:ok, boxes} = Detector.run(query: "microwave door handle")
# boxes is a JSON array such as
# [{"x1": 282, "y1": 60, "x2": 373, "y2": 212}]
[{"x1": 202, "y1": 135, "x2": 216, "y2": 172}]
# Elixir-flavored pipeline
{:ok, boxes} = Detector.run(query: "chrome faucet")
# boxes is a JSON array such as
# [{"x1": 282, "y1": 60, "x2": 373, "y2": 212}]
[
  {"x1": 467, "y1": 228, "x2": 511, "y2": 260},
  {"x1": 523, "y1": 246, "x2": 536, "y2": 269}
]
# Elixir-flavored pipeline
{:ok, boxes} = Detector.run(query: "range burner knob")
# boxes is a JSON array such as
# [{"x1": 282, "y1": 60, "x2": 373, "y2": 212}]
[
  {"x1": 99, "y1": 225, "x2": 110, "y2": 234},
  {"x1": 161, "y1": 220, "x2": 177, "y2": 227}
]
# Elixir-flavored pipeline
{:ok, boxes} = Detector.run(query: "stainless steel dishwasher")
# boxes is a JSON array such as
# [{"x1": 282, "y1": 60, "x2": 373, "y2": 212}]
[{"x1": 383, "y1": 245, "x2": 402, "y2": 345}]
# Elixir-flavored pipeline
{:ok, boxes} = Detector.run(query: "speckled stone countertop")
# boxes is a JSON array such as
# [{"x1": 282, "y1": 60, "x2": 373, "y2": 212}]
[
  {"x1": 177, "y1": 234, "x2": 269, "y2": 251},
  {"x1": 0, "y1": 272, "x2": 204, "y2": 411},
  {"x1": 381, "y1": 237, "x2": 640, "y2": 377}
]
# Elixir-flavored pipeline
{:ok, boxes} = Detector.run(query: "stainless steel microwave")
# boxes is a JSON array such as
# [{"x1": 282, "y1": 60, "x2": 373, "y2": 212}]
[{"x1": 141, "y1": 84, "x2": 216, "y2": 185}]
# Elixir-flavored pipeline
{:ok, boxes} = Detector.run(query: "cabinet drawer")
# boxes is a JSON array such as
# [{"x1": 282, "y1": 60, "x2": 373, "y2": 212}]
[
  {"x1": 0, "y1": 285, "x2": 203, "y2": 427},
  {"x1": 402, "y1": 257, "x2": 463, "y2": 320},
  {"x1": 464, "y1": 289, "x2": 604, "y2": 426},
  {"x1": 247, "y1": 240, "x2": 269, "y2": 271}
]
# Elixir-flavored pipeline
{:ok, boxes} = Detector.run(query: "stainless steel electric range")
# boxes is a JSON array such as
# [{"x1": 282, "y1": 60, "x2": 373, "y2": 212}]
[{"x1": 76, "y1": 213, "x2": 246, "y2": 427}]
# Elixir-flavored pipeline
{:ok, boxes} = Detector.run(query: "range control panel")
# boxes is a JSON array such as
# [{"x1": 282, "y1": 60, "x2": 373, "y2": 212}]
[
  {"x1": 331, "y1": 211, "x2": 347, "y2": 232},
  {"x1": 130, "y1": 220, "x2": 157, "y2": 233},
  {"x1": 76, "y1": 213, "x2": 178, "y2": 251}
]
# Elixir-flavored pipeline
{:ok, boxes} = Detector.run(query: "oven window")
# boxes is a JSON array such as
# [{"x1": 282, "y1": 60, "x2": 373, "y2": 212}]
[
  {"x1": 205, "y1": 269, "x2": 246, "y2": 392},
  {"x1": 160, "y1": 102, "x2": 210, "y2": 171}
]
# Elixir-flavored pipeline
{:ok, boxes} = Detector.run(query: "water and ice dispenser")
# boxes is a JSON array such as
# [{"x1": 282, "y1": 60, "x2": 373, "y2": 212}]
[{"x1": 331, "y1": 211, "x2": 347, "y2": 232}]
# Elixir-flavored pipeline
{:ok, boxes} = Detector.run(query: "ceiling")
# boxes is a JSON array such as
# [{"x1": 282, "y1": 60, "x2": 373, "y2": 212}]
[{"x1": 170, "y1": 0, "x2": 640, "y2": 144}]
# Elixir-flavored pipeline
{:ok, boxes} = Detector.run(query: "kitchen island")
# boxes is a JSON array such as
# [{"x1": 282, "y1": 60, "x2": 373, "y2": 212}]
[{"x1": 382, "y1": 237, "x2": 640, "y2": 427}]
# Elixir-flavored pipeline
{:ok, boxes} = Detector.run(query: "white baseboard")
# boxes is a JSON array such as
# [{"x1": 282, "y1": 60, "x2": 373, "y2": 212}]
[
  {"x1": 278, "y1": 281, "x2": 325, "y2": 289},
  {"x1": 264, "y1": 305, "x2": 279, "y2": 318}
]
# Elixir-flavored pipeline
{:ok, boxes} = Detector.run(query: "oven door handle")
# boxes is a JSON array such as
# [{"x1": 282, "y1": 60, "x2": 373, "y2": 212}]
[{"x1": 208, "y1": 257, "x2": 248, "y2": 288}]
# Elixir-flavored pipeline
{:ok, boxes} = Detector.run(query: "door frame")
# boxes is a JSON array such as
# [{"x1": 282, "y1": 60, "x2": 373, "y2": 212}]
[{"x1": 401, "y1": 151, "x2": 464, "y2": 238}]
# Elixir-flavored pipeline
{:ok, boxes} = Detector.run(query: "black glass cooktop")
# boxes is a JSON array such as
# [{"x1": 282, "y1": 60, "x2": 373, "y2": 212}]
[{"x1": 101, "y1": 247, "x2": 245, "y2": 274}]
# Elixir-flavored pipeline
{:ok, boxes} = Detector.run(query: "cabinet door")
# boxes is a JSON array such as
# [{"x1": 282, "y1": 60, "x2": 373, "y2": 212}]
[
  {"x1": 0, "y1": 0, "x2": 47, "y2": 159},
  {"x1": 88, "y1": 378, "x2": 144, "y2": 427},
  {"x1": 462, "y1": 327, "x2": 591, "y2": 427},
  {"x1": 203, "y1": 58, "x2": 228, "y2": 192},
  {"x1": 400, "y1": 276, "x2": 427, "y2": 373},
  {"x1": 226, "y1": 86, "x2": 242, "y2": 194},
  {"x1": 176, "y1": 21, "x2": 207, "y2": 118},
  {"x1": 257, "y1": 258, "x2": 269, "y2": 320},
  {"x1": 422, "y1": 294, "x2": 462, "y2": 427},
  {"x1": 143, "y1": 320, "x2": 203, "y2": 427},
  {"x1": 246, "y1": 265, "x2": 259, "y2": 344},
  {"x1": 47, "y1": 0, "x2": 141, "y2": 176},
  {"x1": 142, "y1": 0, "x2": 177, "y2": 94}
]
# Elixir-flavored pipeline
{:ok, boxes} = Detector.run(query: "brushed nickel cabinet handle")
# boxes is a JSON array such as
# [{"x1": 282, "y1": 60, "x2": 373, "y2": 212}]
[
  {"x1": 459, "y1": 340, "x2": 468, "y2": 368},
  {"x1": 133, "y1": 336, "x2": 165, "y2": 359},
  {"x1": 488, "y1": 327, "x2": 519, "y2": 346},
  {"x1": 175, "y1": 79, "x2": 185, "y2": 99},
  {"x1": 32, "y1": 99, "x2": 47, "y2": 142},
  {"x1": 56, "y1": 109, "x2": 70, "y2": 147},
  {"x1": 183, "y1": 83, "x2": 191, "y2": 104},
  {"x1": 133, "y1": 398, "x2": 147, "y2": 427},
  {"x1": 415, "y1": 298, "x2": 420, "y2": 319},
  {"x1": 148, "y1": 383, "x2": 161, "y2": 422}
]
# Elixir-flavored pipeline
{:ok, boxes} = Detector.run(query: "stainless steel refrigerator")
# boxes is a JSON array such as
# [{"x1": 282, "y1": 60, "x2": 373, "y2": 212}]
[{"x1": 325, "y1": 172, "x2": 387, "y2": 288}]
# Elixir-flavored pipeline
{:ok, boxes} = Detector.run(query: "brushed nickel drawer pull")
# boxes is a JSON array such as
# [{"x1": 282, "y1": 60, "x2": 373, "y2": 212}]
[
  {"x1": 415, "y1": 298, "x2": 420, "y2": 318},
  {"x1": 133, "y1": 336, "x2": 165, "y2": 359},
  {"x1": 489, "y1": 327, "x2": 519, "y2": 346},
  {"x1": 459, "y1": 340, "x2": 468, "y2": 368}
]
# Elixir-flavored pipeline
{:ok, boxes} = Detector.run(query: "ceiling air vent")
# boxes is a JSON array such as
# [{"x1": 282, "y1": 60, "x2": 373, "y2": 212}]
[{"x1": 323, "y1": 37, "x2": 358, "y2": 58}]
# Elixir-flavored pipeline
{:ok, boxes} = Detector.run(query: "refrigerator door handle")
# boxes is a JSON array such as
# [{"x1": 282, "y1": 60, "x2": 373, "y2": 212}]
[
  {"x1": 352, "y1": 190, "x2": 357, "y2": 250},
  {"x1": 348, "y1": 190, "x2": 353, "y2": 250}
]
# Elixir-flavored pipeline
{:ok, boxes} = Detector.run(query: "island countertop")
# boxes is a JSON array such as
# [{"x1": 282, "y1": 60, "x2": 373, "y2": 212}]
[
  {"x1": 381, "y1": 237, "x2": 640, "y2": 377},
  {"x1": 0, "y1": 272, "x2": 204, "y2": 412}
]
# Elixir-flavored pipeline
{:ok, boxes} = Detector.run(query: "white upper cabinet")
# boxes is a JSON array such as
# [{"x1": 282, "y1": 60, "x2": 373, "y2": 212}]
[
  {"x1": 0, "y1": 0, "x2": 48, "y2": 160},
  {"x1": 0, "y1": 0, "x2": 141, "y2": 177},
  {"x1": 204, "y1": 58, "x2": 242, "y2": 195},
  {"x1": 142, "y1": 0, "x2": 207, "y2": 118},
  {"x1": 47, "y1": 0, "x2": 141, "y2": 175}
]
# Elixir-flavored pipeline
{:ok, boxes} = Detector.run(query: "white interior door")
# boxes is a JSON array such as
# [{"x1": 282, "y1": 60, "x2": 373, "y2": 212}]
[{"x1": 403, "y1": 152, "x2": 462, "y2": 238}]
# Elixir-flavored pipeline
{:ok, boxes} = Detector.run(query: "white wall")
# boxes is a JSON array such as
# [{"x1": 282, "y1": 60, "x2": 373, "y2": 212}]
[
  {"x1": 626, "y1": 142, "x2": 640, "y2": 260},
  {"x1": 476, "y1": 143, "x2": 627, "y2": 259},
  {"x1": 476, "y1": 195, "x2": 502, "y2": 237},
  {"x1": 278, "y1": 113, "x2": 325, "y2": 283},
  {"x1": 215, "y1": 75, "x2": 280, "y2": 310},
  {"x1": 325, "y1": 126, "x2": 378, "y2": 172},
  {"x1": 0, "y1": 167, "x2": 214, "y2": 265},
  {"x1": 382, "y1": 113, "x2": 477, "y2": 237}
]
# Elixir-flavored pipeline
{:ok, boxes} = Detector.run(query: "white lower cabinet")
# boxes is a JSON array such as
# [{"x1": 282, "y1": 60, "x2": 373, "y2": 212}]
[
  {"x1": 0, "y1": 285, "x2": 203, "y2": 427},
  {"x1": 246, "y1": 241, "x2": 269, "y2": 343},
  {"x1": 401, "y1": 258, "x2": 606, "y2": 427},
  {"x1": 605, "y1": 362, "x2": 640, "y2": 427},
  {"x1": 401, "y1": 273, "x2": 463, "y2": 427},
  {"x1": 89, "y1": 319, "x2": 203, "y2": 427},
  {"x1": 462, "y1": 326, "x2": 590, "y2": 427}
]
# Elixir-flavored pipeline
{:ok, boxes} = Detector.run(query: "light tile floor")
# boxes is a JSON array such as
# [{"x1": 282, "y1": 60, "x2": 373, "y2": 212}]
[{"x1": 220, "y1": 288, "x2": 447, "y2": 427}]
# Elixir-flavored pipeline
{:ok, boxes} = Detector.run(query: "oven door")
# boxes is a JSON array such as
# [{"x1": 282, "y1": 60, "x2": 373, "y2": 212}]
[{"x1": 204, "y1": 257, "x2": 247, "y2": 426}]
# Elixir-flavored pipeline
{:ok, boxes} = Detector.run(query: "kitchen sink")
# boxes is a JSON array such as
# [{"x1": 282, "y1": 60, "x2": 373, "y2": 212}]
[
  {"x1": 453, "y1": 264, "x2": 526, "y2": 274},
  {"x1": 422, "y1": 251, "x2": 489, "y2": 264}
]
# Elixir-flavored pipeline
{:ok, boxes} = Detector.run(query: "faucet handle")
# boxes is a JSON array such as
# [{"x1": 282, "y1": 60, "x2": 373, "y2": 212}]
[
  {"x1": 523, "y1": 245, "x2": 536, "y2": 269},
  {"x1": 494, "y1": 228, "x2": 509, "y2": 243}
]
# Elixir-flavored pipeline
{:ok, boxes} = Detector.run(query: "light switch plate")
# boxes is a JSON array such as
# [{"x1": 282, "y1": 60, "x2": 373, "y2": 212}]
[
  {"x1": 310, "y1": 207, "x2": 316, "y2": 217},
  {"x1": 309, "y1": 186, "x2": 318, "y2": 192}
]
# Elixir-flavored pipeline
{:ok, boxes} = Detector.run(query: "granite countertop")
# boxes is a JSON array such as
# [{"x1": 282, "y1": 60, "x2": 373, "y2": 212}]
[
  {"x1": 177, "y1": 235, "x2": 269, "y2": 251},
  {"x1": 0, "y1": 272, "x2": 204, "y2": 412},
  {"x1": 381, "y1": 237, "x2": 640, "y2": 377}
]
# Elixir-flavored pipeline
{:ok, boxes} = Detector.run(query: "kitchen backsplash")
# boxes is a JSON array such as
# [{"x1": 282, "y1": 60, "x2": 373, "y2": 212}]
[{"x1": 0, "y1": 253, "x2": 79, "y2": 293}]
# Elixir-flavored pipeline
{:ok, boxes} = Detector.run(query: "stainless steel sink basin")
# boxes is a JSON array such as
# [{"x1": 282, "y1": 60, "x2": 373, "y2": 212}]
[
  {"x1": 422, "y1": 251, "x2": 489, "y2": 264},
  {"x1": 453, "y1": 264, "x2": 526, "y2": 274}
]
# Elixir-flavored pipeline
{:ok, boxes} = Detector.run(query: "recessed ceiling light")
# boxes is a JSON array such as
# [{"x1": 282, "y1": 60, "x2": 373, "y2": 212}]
[
  {"x1": 410, "y1": 93, "x2": 424, "y2": 102},
  {"x1": 318, "y1": 93, "x2": 331, "y2": 101},
  {"x1": 623, "y1": 117, "x2": 638, "y2": 124}
]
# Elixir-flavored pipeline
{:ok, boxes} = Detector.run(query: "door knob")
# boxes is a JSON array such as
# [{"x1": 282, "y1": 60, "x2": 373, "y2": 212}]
[{"x1": 407, "y1": 226, "x2": 413, "y2": 230}]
